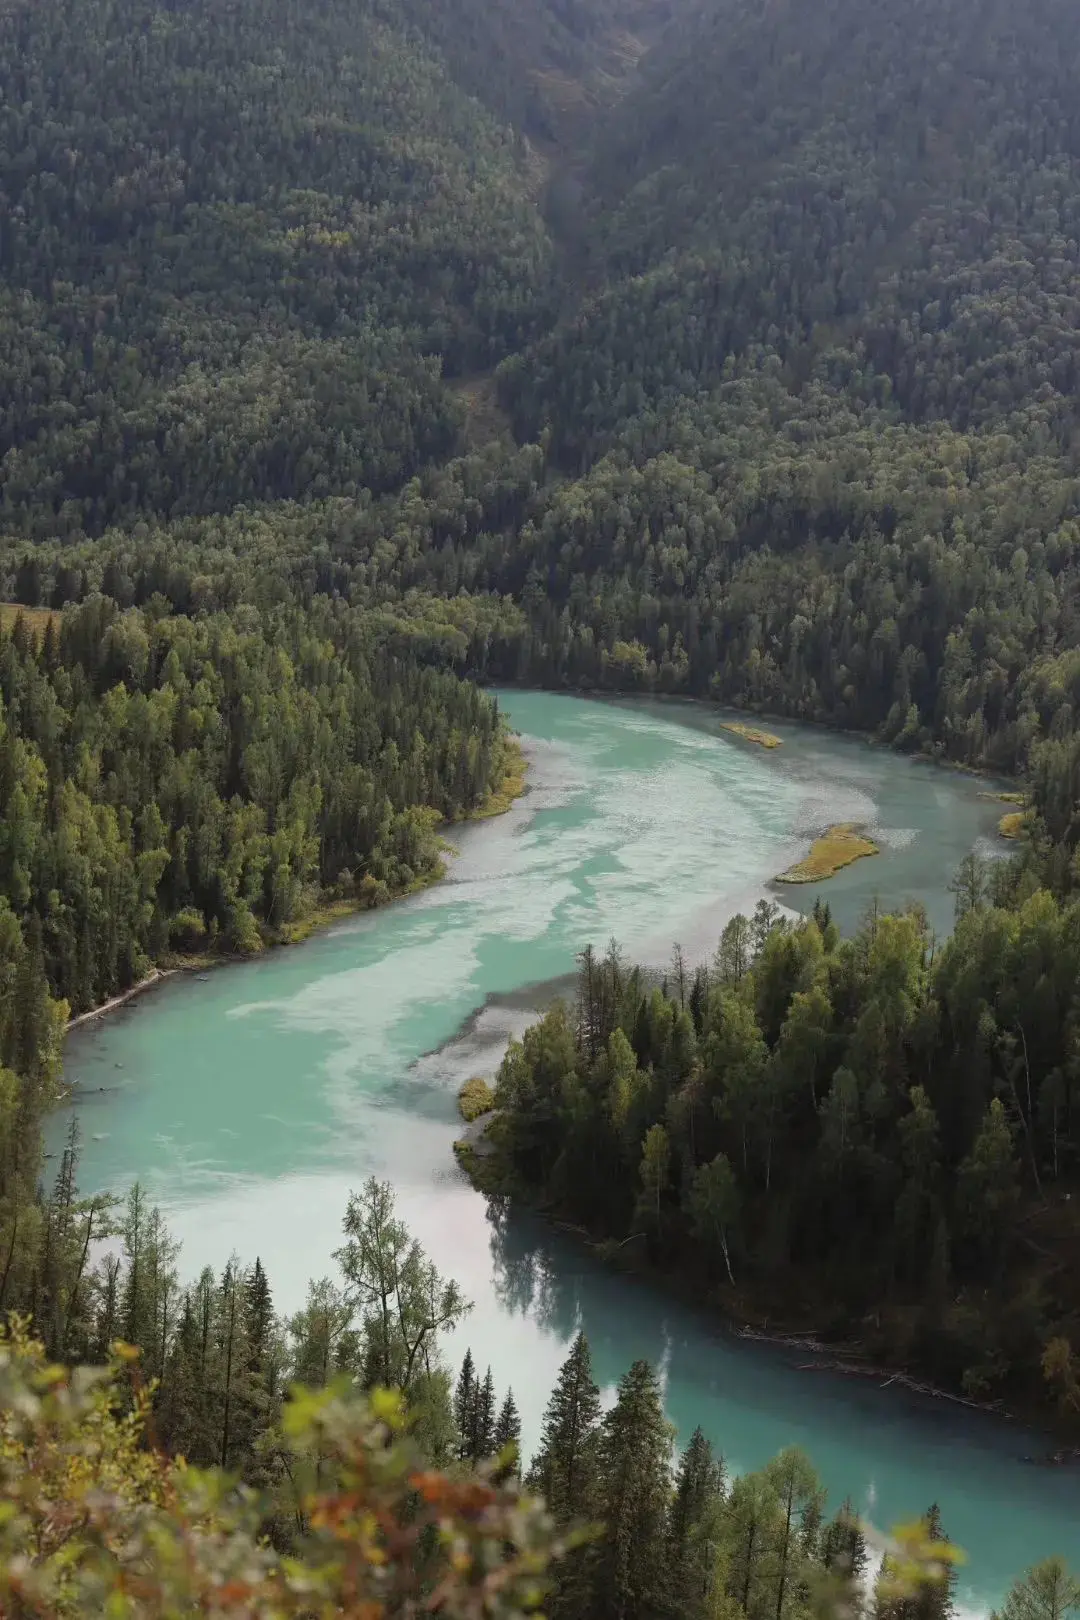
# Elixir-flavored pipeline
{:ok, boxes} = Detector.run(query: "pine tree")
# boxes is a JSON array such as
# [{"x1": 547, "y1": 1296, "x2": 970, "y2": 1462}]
[
  {"x1": 470, "y1": 1366, "x2": 497, "y2": 1462},
  {"x1": 235, "y1": 1258, "x2": 281, "y2": 1475},
  {"x1": 216, "y1": 1261, "x2": 244, "y2": 1470},
  {"x1": 821, "y1": 1497, "x2": 869, "y2": 1583},
  {"x1": 526, "y1": 1331, "x2": 601, "y2": 1522},
  {"x1": 592, "y1": 1358, "x2": 674, "y2": 1620},
  {"x1": 669, "y1": 1427, "x2": 725, "y2": 1620},
  {"x1": 454, "y1": 1347, "x2": 477, "y2": 1458},
  {"x1": 873, "y1": 1506, "x2": 958, "y2": 1620},
  {"x1": 915, "y1": 1505, "x2": 957, "y2": 1620},
  {"x1": 527, "y1": 1332, "x2": 604, "y2": 1620},
  {"x1": 493, "y1": 1389, "x2": 522, "y2": 1481}
]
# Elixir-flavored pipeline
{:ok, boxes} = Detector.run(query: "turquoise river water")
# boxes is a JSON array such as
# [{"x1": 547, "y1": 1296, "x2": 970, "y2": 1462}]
[{"x1": 54, "y1": 692, "x2": 1079, "y2": 1605}]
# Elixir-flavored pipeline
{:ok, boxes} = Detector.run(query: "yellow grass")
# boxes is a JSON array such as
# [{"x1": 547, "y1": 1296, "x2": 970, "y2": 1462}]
[
  {"x1": 979, "y1": 791, "x2": 1025, "y2": 805},
  {"x1": 0, "y1": 603, "x2": 60, "y2": 640},
  {"x1": 721, "y1": 721, "x2": 782, "y2": 750},
  {"x1": 777, "y1": 823, "x2": 880, "y2": 884},
  {"x1": 458, "y1": 1076, "x2": 495, "y2": 1123},
  {"x1": 998, "y1": 811, "x2": 1029, "y2": 840}
]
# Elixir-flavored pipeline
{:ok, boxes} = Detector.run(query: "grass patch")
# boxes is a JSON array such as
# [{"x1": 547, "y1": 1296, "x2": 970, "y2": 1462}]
[
  {"x1": 467, "y1": 735, "x2": 528, "y2": 821},
  {"x1": 720, "y1": 721, "x2": 782, "y2": 750},
  {"x1": 979, "y1": 791, "x2": 1025, "y2": 804},
  {"x1": 0, "y1": 603, "x2": 60, "y2": 640},
  {"x1": 777, "y1": 823, "x2": 880, "y2": 884},
  {"x1": 998, "y1": 810, "x2": 1030, "y2": 840},
  {"x1": 458, "y1": 1076, "x2": 495, "y2": 1123}
]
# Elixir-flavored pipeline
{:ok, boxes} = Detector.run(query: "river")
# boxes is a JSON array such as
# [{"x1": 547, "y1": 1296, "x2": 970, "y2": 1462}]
[{"x1": 54, "y1": 692, "x2": 1079, "y2": 1606}]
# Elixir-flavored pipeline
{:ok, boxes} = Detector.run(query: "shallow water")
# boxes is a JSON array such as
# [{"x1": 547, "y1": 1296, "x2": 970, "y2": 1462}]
[{"x1": 55, "y1": 692, "x2": 1078, "y2": 1606}]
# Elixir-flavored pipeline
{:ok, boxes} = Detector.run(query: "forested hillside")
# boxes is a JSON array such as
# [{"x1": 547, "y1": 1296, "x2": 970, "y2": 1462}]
[
  {"x1": 7, "y1": 0, "x2": 1080, "y2": 1448},
  {"x1": 7, "y1": 0, "x2": 1080, "y2": 791},
  {"x1": 0, "y1": 0, "x2": 558, "y2": 539}
]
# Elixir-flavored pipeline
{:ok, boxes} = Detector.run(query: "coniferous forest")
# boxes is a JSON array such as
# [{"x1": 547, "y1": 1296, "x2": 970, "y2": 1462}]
[{"x1": 4, "y1": 0, "x2": 1080, "y2": 1602}]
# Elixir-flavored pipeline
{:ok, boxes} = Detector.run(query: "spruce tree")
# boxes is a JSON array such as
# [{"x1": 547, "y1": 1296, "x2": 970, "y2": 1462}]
[
  {"x1": 873, "y1": 1506, "x2": 958, "y2": 1620},
  {"x1": 916, "y1": 1505, "x2": 958, "y2": 1620},
  {"x1": 821, "y1": 1497, "x2": 869, "y2": 1584},
  {"x1": 592, "y1": 1358, "x2": 674, "y2": 1620},
  {"x1": 527, "y1": 1332, "x2": 604, "y2": 1620},
  {"x1": 454, "y1": 1348, "x2": 477, "y2": 1458},
  {"x1": 669, "y1": 1427, "x2": 725, "y2": 1620},
  {"x1": 526, "y1": 1331, "x2": 601, "y2": 1521},
  {"x1": 493, "y1": 1389, "x2": 522, "y2": 1481},
  {"x1": 471, "y1": 1367, "x2": 497, "y2": 1462}
]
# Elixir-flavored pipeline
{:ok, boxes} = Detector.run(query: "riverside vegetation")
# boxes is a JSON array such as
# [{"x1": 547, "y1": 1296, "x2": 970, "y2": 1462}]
[
  {"x1": 477, "y1": 886, "x2": 1080, "y2": 1425},
  {"x1": 2, "y1": 0, "x2": 1080, "y2": 1596},
  {"x1": 4, "y1": 1163, "x2": 1073, "y2": 1620}
]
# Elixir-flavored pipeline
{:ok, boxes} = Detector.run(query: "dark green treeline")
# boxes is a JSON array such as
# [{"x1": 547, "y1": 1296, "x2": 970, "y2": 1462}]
[{"x1": 489, "y1": 881, "x2": 1080, "y2": 1419}]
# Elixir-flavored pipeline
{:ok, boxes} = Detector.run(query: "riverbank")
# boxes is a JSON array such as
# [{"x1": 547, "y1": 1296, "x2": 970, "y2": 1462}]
[
  {"x1": 503, "y1": 682, "x2": 1023, "y2": 788},
  {"x1": 65, "y1": 969, "x2": 176, "y2": 1031},
  {"x1": 453, "y1": 1113, "x2": 1078, "y2": 1452},
  {"x1": 63, "y1": 731, "x2": 530, "y2": 1034}
]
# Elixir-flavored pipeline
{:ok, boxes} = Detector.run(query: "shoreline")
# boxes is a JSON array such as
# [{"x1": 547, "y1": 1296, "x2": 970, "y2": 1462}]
[
  {"x1": 65, "y1": 968, "x2": 177, "y2": 1031},
  {"x1": 63, "y1": 731, "x2": 531, "y2": 1037},
  {"x1": 486, "y1": 683, "x2": 1023, "y2": 791},
  {"x1": 454, "y1": 1116, "x2": 1077, "y2": 1454}
]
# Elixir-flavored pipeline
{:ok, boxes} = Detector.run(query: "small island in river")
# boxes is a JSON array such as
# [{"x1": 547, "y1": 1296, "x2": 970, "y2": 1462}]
[
  {"x1": 776, "y1": 822, "x2": 880, "y2": 883},
  {"x1": 720, "y1": 720, "x2": 782, "y2": 749}
]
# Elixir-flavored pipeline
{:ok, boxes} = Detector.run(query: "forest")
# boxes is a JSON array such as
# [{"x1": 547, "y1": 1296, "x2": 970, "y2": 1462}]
[
  {"x1": 6, "y1": 1165, "x2": 1074, "y2": 1620},
  {"x1": 2, "y1": 0, "x2": 1080, "y2": 1599},
  {"x1": 476, "y1": 876, "x2": 1080, "y2": 1417}
]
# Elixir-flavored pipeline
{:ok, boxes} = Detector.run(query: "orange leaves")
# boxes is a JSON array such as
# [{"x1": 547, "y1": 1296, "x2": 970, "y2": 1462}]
[{"x1": 0, "y1": 1333, "x2": 561, "y2": 1619}]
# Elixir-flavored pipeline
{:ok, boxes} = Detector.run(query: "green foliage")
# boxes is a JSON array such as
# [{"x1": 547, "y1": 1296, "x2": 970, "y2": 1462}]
[
  {"x1": 460, "y1": 1076, "x2": 498, "y2": 1122},
  {"x1": 488, "y1": 891, "x2": 1080, "y2": 1413},
  {"x1": 0, "y1": 1321, "x2": 563, "y2": 1618},
  {"x1": 0, "y1": 598, "x2": 508, "y2": 1017},
  {"x1": 992, "y1": 1558, "x2": 1080, "y2": 1620},
  {"x1": 0, "y1": 0, "x2": 556, "y2": 542}
]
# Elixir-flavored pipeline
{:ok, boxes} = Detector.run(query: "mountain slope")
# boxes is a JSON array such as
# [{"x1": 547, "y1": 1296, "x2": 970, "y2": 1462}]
[
  {"x1": 0, "y1": 0, "x2": 558, "y2": 538},
  {"x1": 503, "y1": 0, "x2": 1080, "y2": 460}
]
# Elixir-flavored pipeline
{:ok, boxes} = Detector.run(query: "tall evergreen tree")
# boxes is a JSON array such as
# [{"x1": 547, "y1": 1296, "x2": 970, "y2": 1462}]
[
  {"x1": 592, "y1": 1358, "x2": 674, "y2": 1620},
  {"x1": 526, "y1": 1331, "x2": 601, "y2": 1521},
  {"x1": 471, "y1": 1367, "x2": 497, "y2": 1463},
  {"x1": 493, "y1": 1389, "x2": 522, "y2": 1481},
  {"x1": 527, "y1": 1331, "x2": 604, "y2": 1620},
  {"x1": 669, "y1": 1427, "x2": 725, "y2": 1620},
  {"x1": 454, "y1": 1347, "x2": 478, "y2": 1459},
  {"x1": 821, "y1": 1497, "x2": 869, "y2": 1584}
]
